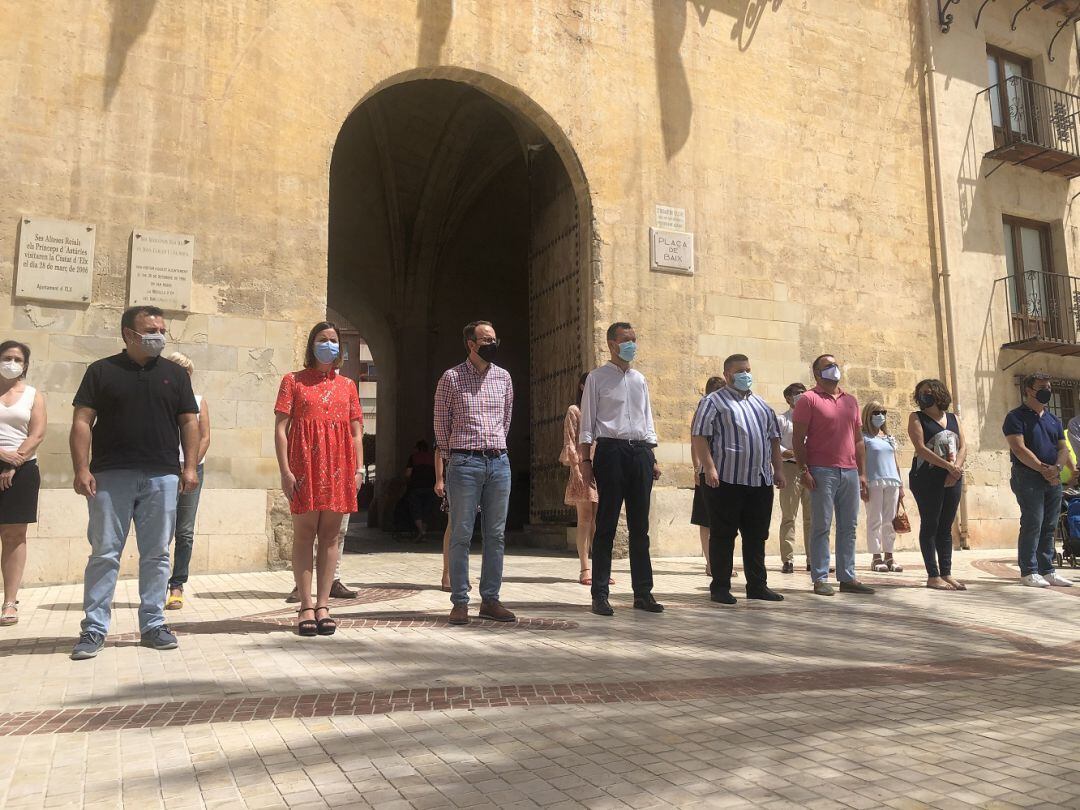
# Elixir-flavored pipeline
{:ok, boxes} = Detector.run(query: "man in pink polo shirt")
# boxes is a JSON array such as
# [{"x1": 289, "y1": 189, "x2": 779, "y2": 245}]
[{"x1": 792, "y1": 354, "x2": 875, "y2": 596}]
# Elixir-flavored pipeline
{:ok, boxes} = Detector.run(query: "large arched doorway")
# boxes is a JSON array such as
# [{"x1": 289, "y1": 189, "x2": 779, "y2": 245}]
[{"x1": 328, "y1": 73, "x2": 592, "y2": 535}]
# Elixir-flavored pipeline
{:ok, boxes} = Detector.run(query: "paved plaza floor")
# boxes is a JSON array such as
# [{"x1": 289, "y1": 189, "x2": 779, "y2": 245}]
[{"x1": 0, "y1": 545, "x2": 1078, "y2": 809}]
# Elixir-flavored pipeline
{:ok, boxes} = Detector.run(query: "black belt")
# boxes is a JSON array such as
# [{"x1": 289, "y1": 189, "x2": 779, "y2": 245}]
[
  {"x1": 451, "y1": 449, "x2": 506, "y2": 458},
  {"x1": 596, "y1": 438, "x2": 656, "y2": 448}
]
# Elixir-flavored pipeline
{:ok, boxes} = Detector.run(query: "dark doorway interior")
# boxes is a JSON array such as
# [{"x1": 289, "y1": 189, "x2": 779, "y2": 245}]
[{"x1": 328, "y1": 79, "x2": 585, "y2": 536}]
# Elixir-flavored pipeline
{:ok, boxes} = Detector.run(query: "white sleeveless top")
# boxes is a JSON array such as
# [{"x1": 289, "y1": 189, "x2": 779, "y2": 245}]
[
  {"x1": 0, "y1": 386, "x2": 36, "y2": 459},
  {"x1": 178, "y1": 394, "x2": 203, "y2": 465}
]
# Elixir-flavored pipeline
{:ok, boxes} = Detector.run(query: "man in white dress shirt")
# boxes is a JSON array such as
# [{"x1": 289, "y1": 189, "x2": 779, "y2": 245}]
[{"x1": 578, "y1": 322, "x2": 663, "y2": 617}]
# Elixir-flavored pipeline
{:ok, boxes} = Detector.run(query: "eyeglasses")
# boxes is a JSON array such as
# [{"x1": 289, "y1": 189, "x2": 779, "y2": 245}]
[{"x1": 475, "y1": 338, "x2": 500, "y2": 346}]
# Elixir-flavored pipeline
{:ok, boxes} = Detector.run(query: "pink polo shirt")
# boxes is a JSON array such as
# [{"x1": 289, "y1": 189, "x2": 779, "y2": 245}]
[{"x1": 792, "y1": 386, "x2": 861, "y2": 469}]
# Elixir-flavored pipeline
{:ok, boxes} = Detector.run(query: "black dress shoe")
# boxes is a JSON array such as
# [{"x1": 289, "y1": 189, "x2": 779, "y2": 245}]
[
  {"x1": 781, "y1": 561, "x2": 794, "y2": 574},
  {"x1": 710, "y1": 591, "x2": 737, "y2": 605},
  {"x1": 746, "y1": 587, "x2": 784, "y2": 602},
  {"x1": 633, "y1": 595, "x2": 664, "y2": 613},
  {"x1": 591, "y1": 597, "x2": 614, "y2": 616}
]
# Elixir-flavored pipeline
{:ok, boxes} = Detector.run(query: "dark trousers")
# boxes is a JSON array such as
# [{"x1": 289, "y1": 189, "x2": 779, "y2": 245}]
[
  {"x1": 590, "y1": 440, "x2": 655, "y2": 600},
  {"x1": 704, "y1": 480, "x2": 773, "y2": 595},
  {"x1": 909, "y1": 469, "x2": 961, "y2": 578}
]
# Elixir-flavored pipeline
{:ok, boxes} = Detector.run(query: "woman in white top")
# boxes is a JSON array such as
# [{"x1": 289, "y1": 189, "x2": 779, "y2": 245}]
[
  {"x1": 0, "y1": 341, "x2": 47, "y2": 626},
  {"x1": 861, "y1": 399, "x2": 904, "y2": 574},
  {"x1": 165, "y1": 352, "x2": 210, "y2": 610}
]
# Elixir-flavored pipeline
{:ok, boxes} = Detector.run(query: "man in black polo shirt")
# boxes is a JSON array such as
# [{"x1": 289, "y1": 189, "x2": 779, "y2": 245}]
[
  {"x1": 1003, "y1": 372, "x2": 1075, "y2": 589},
  {"x1": 69, "y1": 306, "x2": 200, "y2": 660}
]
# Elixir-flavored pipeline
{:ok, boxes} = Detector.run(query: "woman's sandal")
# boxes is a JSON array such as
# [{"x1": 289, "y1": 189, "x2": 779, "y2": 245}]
[
  {"x1": 885, "y1": 556, "x2": 904, "y2": 573},
  {"x1": 297, "y1": 607, "x2": 318, "y2": 637},
  {"x1": 0, "y1": 601, "x2": 18, "y2": 626},
  {"x1": 943, "y1": 577, "x2": 967, "y2": 591},
  {"x1": 315, "y1": 605, "x2": 337, "y2": 636},
  {"x1": 579, "y1": 567, "x2": 592, "y2": 586},
  {"x1": 871, "y1": 555, "x2": 888, "y2": 573}
]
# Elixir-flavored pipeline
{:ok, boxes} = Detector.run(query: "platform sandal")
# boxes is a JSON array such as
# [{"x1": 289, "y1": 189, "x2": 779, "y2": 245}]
[
  {"x1": 297, "y1": 607, "x2": 317, "y2": 637},
  {"x1": 1, "y1": 601, "x2": 18, "y2": 626},
  {"x1": 314, "y1": 605, "x2": 337, "y2": 636},
  {"x1": 885, "y1": 554, "x2": 904, "y2": 573}
]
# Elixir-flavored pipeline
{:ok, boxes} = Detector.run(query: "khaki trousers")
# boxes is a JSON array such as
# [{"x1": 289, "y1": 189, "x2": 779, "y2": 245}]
[{"x1": 778, "y1": 463, "x2": 812, "y2": 562}]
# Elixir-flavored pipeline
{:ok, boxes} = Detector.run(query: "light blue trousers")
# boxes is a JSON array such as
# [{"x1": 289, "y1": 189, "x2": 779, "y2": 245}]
[{"x1": 808, "y1": 466, "x2": 860, "y2": 584}]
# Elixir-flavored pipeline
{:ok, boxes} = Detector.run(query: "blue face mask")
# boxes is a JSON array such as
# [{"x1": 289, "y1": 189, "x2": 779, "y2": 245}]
[
  {"x1": 617, "y1": 341, "x2": 637, "y2": 362},
  {"x1": 732, "y1": 372, "x2": 753, "y2": 392},
  {"x1": 313, "y1": 341, "x2": 340, "y2": 364},
  {"x1": 871, "y1": 414, "x2": 886, "y2": 429}
]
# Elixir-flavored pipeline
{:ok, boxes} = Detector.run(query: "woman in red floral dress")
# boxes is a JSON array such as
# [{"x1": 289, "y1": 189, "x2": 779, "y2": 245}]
[{"x1": 274, "y1": 322, "x2": 363, "y2": 636}]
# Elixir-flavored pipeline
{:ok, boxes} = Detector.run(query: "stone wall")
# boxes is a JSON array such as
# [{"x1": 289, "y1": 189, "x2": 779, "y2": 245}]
[{"x1": 0, "y1": 0, "x2": 1023, "y2": 581}]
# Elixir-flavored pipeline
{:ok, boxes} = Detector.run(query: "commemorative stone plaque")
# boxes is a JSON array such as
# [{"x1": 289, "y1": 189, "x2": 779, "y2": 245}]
[
  {"x1": 654, "y1": 204, "x2": 686, "y2": 231},
  {"x1": 15, "y1": 216, "x2": 96, "y2": 304},
  {"x1": 128, "y1": 229, "x2": 194, "y2": 311}
]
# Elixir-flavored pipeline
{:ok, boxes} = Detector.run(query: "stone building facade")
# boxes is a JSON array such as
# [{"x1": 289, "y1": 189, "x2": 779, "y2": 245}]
[{"x1": 0, "y1": 0, "x2": 1072, "y2": 583}]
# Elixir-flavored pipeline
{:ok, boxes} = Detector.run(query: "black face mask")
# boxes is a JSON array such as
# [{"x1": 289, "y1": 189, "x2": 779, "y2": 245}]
[
  {"x1": 476, "y1": 342, "x2": 499, "y2": 363},
  {"x1": 917, "y1": 393, "x2": 936, "y2": 409},
  {"x1": 1035, "y1": 388, "x2": 1052, "y2": 405}
]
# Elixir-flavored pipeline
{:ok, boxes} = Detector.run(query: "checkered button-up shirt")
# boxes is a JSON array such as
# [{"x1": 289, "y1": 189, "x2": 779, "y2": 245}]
[{"x1": 433, "y1": 359, "x2": 514, "y2": 462}]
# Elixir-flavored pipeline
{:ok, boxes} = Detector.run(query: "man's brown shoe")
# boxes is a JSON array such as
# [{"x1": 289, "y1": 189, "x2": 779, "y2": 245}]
[
  {"x1": 448, "y1": 604, "x2": 469, "y2": 625},
  {"x1": 330, "y1": 579, "x2": 358, "y2": 599},
  {"x1": 478, "y1": 600, "x2": 516, "y2": 622}
]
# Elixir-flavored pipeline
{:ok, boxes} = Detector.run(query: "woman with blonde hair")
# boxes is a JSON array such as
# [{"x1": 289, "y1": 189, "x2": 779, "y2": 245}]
[
  {"x1": 165, "y1": 352, "x2": 211, "y2": 609},
  {"x1": 861, "y1": 399, "x2": 904, "y2": 573},
  {"x1": 561, "y1": 373, "x2": 600, "y2": 584}
]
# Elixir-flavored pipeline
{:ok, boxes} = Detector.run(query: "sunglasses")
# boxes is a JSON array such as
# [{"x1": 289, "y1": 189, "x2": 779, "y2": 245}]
[{"x1": 872, "y1": 410, "x2": 887, "y2": 416}]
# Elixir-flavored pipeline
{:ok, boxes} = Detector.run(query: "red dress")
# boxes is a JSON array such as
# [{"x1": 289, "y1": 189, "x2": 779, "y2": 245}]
[{"x1": 274, "y1": 369, "x2": 362, "y2": 515}]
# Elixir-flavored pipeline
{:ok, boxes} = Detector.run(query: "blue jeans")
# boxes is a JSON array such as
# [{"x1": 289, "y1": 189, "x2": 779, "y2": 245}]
[
  {"x1": 169, "y1": 465, "x2": 204, "y2": 586},
  {"x1": 808, "y1": 466, "x2": 859, "y2": 583},
  {"x1": 446, "y1": 453, "x2": 511, "y2": 606},
  {"x1": 1010, "y1": 465, "x2": 1061, "y2": 576},
  {"x1": 81, "y1": 469, "x2": 179, "y2": 636}
]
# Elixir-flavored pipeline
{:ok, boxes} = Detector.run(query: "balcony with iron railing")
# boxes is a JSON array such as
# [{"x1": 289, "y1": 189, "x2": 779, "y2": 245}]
[
  {"x1": 995, "y1": 269, "x2": 1080, "y2": 355},
  {"x1": 981, "y1": 75, "x2": 1080, "y2": 179}
]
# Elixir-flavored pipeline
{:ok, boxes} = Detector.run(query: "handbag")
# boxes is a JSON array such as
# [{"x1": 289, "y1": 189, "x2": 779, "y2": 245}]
[{"x1": 892, "y1": 497, "x2": 912, "y2": 534}]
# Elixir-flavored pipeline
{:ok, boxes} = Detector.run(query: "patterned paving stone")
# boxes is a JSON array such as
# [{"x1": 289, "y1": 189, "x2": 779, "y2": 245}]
[{"x1": 0, "y1": 548, "x2": 1078, "y2": 808}]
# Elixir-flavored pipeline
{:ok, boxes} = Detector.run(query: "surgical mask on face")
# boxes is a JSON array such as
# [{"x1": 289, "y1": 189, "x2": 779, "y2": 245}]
[
  {"x1": 1035, "y1": 388, "x2": 1052, "y2": 405},
  {"x1": 138, "y1": 332, "x2": 166, "y2": 357},
  {"x1": 313, "y1": 341, "x2": 340, "y2": 364},
  {"x1": 732, "y1": 371, "x2": 753, "y2": 392},
  {"x1": 617, "y1": 341, "x2": 637, "y2": 363},
  {"x1": 790, "y1": 393, "x2": 803, "y2": 408},
  {"x1": 917, "y1": 392, "x2": 936, "y2": 409},
  {"x1": 0, "y1": 361, "x2": 23, "y2": 380},
  {"x1": 476, "y1": 342, "x2": 499, "y2": 363},
  {"x1": 871, "y1": 414, "x2": 886, "y2": 429},
  {"x1": 820, "y1": 364, "x2": 841, "y2": 382}
]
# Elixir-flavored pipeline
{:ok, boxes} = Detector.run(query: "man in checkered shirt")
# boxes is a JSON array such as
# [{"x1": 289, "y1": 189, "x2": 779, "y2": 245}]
[{"x1": 433, "y1": 320, "x2": 516, "y2": 626}]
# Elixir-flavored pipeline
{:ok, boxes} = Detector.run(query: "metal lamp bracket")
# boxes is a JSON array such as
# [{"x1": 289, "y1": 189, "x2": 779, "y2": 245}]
[{"x1": 939, "y1": 0, "x2": 962, "y2": 32}]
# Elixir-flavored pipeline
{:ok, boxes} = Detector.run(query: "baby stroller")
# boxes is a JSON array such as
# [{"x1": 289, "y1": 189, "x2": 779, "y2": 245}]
[{"x1": 1057, "y1": 490, "x2": 1080, "y2": 568}]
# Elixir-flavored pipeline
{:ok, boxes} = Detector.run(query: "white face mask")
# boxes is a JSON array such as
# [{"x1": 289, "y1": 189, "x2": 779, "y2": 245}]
[
  {"x1": 871, "y1": 414, "x2": 886, "y2": 429},
  {"x1": 820, "y1": 364, "x2": 841, "y2": 382},
  {"x1": 0, "y1": 361, "x2": 23, "y2": 380}
]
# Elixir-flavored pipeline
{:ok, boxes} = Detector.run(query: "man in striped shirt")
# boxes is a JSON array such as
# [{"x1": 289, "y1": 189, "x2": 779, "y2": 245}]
[
  {"x1": 433, "y1": 320, "x2": 515, "y2": 626},
  {"x1": 691, "y1": 353, "x2": 786, "y2": 605}
]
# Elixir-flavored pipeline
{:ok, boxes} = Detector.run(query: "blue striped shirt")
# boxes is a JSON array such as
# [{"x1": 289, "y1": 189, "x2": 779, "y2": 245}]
[{"x1": 691, "y1": 387, "x2": 780, "y2": 486}]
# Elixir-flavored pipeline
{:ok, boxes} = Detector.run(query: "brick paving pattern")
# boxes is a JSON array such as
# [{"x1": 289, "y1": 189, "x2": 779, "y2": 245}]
[{"x1": 0, "y1": 548, "x2": 1078, "y2": 808}]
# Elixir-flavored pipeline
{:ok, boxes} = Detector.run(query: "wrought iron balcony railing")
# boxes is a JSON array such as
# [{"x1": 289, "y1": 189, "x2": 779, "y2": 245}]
[
  {"x1": 982, "y1": 76, "x2": 1080, "y2": 179},
  {"x1": 996, "y1": 269, "x2": 1080, "y2": 353}
]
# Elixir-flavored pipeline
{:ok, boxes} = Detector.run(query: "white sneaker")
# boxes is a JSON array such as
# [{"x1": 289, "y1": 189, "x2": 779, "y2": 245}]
[
  {"x1": 1043, "y1": 572, "x2": 1075, "y2": 587},
  {"x1": 1020, "y1": 574, "x2": 1050, "y2": 587}
]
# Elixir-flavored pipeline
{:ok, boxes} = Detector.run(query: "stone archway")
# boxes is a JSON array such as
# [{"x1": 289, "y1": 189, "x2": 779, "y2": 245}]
[{"x1": 328, "y1": 71, "x2": 593, "y2": 533}]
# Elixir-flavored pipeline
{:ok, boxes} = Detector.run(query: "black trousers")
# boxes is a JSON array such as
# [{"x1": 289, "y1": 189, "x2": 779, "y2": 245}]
[
  {"x1": 590, "y1": 440, "x2": 655, "y2": 599},
  {"x1": 703, "y1": 480, "x2": 773, "y2": 595}
]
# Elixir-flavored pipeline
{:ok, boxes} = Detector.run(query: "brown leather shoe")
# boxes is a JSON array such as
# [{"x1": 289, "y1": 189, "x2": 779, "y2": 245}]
[
  {"x1": 478, "y1": 600, "x2": 516, "y2": 622},
  {"x1": 449, "y1": 604, "x2": 469, "y2": 625},
  {"x1": 330, "y1": 579, "x2": 358, "y2": 599}
]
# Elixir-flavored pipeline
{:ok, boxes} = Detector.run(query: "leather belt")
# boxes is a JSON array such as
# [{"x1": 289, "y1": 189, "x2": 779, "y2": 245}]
[
  {"x1": 451, "y1": 449, "x2": 506, "y2": 458},
  {"x1": 596, "y1": 438, "x2": 656, "y2": 448}
]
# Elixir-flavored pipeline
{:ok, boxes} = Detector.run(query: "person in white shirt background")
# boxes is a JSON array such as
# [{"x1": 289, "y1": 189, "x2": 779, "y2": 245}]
[
  {"x1": 776, "y1": 382, "x2": 811, "y2": 575},
  {"x1": 0, "y1": 340, "x2": 46, "y2": 627},
  {"x1": 578, "y1": 322, "x2": 664, "y2": 617}
]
